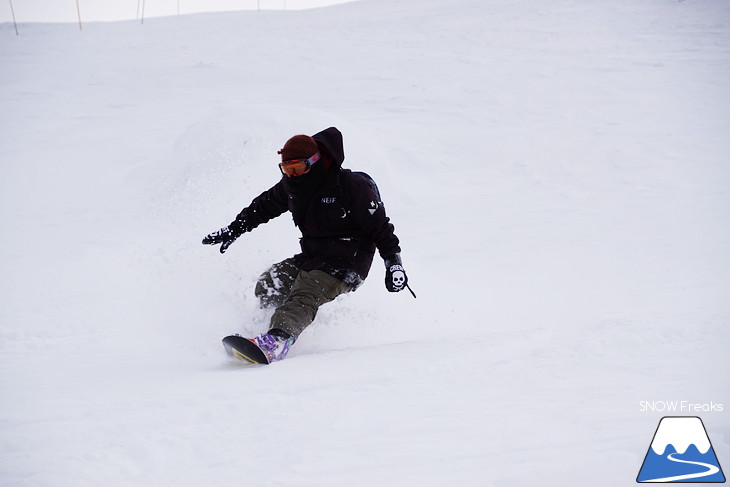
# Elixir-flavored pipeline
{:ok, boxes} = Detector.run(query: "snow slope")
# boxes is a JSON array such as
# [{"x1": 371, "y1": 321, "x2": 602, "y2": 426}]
[{"x1": 1, "y1": 0, "x2": 729, "y2": 485}]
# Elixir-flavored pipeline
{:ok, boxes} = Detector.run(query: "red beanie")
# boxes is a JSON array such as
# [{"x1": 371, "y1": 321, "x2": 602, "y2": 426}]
[{"x1": 278, "y1": 135, "x2": 318, "y2": 161}]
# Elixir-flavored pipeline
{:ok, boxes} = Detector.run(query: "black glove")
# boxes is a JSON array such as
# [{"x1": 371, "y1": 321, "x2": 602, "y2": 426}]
[
  {"x1": 384, "y1": 254, "x2": 408, "y2": 293},
  {"x1": 202, "y1": 226, "x2": 240, "y2": 254}
]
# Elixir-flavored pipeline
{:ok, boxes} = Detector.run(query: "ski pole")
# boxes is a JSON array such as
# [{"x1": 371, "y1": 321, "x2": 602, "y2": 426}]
[{"x1": 406, "y1": 283, "x2": 417, "y2": 299}]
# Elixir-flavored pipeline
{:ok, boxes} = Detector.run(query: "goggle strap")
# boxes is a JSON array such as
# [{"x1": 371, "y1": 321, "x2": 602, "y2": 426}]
[{"x1": 307, "y1": 151, "x2": 321, "y2": 165}]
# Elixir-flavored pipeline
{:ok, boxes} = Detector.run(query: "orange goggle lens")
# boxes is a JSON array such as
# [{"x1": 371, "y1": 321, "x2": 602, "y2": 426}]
[{"x1": 279, "y1": 152, "x2": 321, "y2": 178}]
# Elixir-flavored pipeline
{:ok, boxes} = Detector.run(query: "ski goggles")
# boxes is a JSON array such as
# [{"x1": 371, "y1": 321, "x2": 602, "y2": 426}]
[{"x1": 278, "y1": 151, "x2": 321, "y2": 178}]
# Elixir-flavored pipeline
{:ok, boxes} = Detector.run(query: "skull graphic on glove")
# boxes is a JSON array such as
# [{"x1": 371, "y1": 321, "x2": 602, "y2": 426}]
[
  {"x1": 391, "y1": 270, "x2": 406, "y2": 290},
  {"x1": 384, "y1": 254, "x2": 409, "y2": 293}
]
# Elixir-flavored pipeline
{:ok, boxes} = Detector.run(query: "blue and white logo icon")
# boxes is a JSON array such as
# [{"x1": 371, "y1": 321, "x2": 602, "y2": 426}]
[{"x1": 637, "y1": 416, "x2": 726, "y2": 483}]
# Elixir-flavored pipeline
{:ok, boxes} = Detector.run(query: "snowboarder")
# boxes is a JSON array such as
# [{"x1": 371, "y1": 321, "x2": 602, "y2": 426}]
[{"x1": 203, "y1": 127, "x2": 410, "y2": 363}]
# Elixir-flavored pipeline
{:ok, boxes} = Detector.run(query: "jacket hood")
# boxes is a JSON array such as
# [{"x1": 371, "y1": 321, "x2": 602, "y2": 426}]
[{"x1": 312, "y1": 127, "x2": 344, "y2": 169}]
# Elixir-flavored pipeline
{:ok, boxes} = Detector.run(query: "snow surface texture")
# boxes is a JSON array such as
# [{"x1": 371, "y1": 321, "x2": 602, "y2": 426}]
[{"x1": 1, "y1": 0, "x2": 729, "y2": 486}]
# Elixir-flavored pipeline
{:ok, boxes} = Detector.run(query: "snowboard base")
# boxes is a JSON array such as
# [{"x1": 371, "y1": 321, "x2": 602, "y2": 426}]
[{"x1": 222, "y1": 335, "x2": 270, "y2": 365}]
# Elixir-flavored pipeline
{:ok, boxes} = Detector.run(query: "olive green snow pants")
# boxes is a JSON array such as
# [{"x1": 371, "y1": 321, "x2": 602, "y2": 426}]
[{"x1": 254, "y1": 257, "x2": 351, "y2": 340}]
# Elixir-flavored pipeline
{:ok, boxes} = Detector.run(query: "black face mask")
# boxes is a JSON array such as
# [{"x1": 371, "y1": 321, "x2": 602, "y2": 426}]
[
  {"x1": 282, "y1": 161, "x2": 326, "y2": 225},
  {"x1": 282, "y1": 160, "x2": 326, "y2": 199}
]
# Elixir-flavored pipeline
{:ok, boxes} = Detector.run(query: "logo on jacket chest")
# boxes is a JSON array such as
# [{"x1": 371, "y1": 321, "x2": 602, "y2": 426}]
[{"x1": 319, "y1": 196, "x2": 348, "y2": 219}]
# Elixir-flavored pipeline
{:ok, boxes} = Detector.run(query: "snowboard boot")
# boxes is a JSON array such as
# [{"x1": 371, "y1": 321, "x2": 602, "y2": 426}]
[{"x1": 250, "y1": 329, "x2": 295, "y2": 363}]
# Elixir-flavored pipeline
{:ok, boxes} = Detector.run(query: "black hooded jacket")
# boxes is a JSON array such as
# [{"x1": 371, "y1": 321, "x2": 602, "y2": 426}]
[{"x1": 228, "y1": 127, "x2": 401, "y2": 288}]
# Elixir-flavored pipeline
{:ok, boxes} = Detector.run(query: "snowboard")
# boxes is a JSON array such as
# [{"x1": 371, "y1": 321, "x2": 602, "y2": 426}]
[{"x1": 222, "y1": 335, "x2": 270, "y2": 365}]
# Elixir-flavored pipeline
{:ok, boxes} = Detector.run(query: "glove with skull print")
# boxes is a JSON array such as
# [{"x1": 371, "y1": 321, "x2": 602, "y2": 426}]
[{"x1": 384, "y1": 253, "x2": 409, "y2": 293}]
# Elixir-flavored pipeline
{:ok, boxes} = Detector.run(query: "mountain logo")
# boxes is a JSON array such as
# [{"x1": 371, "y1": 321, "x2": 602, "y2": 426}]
[{"x1": 637, "y1": 416, "x2": 726, "y2": 483}]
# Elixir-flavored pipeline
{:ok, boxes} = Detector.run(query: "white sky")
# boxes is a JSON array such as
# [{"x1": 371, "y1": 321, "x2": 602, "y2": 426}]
[{"x1": 3, "y1": 0, "x2": 353, "y2": 23}]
